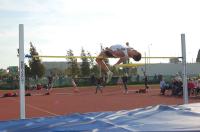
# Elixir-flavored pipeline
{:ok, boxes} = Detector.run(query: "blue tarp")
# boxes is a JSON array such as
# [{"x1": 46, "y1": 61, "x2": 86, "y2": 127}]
[{"x1": 0, "y1": 103, "x2": 200, "y2": 132}]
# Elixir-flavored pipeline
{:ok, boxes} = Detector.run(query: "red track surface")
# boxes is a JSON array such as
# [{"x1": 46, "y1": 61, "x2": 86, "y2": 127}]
[{"x1": 0, "y1": 85, "x2": 199, "y2": 121}]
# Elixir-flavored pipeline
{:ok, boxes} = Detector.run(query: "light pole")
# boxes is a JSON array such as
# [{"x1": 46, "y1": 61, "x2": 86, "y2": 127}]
[
  {"x1": 148, "y1": 44, "x2": 152, "y2": 64},
  {"x1": 144, "y1": 52, "x2": 147, "y2": 74},
  {"x1": 100, "y1": 44, "x2": 103, "y2": 77}
]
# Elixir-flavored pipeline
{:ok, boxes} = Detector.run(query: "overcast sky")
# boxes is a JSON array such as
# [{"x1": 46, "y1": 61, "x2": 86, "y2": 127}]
[{"x1": 0, "y1": 0, "x2": 200, "y2": 69}]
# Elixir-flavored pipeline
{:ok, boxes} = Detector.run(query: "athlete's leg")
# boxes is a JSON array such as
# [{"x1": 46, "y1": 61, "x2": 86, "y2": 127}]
[{"x1": 96, "y1": 51, "x2": 113, "y2": 83}]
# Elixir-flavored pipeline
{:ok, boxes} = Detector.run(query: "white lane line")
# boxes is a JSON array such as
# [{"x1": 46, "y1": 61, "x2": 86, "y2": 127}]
[{"x1": 9, "y1": 98, "x2": 59, "y2": 116}]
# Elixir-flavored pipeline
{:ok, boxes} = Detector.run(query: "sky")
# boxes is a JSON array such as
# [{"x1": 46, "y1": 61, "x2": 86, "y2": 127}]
[{"x1": 0, "y1": 0, "x2": 200, "y2": 69}]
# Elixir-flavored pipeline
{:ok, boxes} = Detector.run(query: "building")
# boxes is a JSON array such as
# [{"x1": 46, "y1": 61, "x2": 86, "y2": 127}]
[
  {"x1": 42, "y1": 61, "x2": 82, "y2": 76},
  {"x1": 137, "y1": 63, "x2": 200, "y2": 77},
  {"x1": 42, "y1": 62, "x2": 70, "y2": 71},
  {"x1": 42, "y1": 61, "x2": 200, "y2": 78}
]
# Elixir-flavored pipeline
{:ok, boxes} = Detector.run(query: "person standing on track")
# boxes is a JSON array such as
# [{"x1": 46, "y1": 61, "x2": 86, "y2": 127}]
[
  {"x1": 144, "y1": 72, "x2": 149, "y2": 89},
  {"x1": 44, "y1": 75, "x2": 53, "y2": 95},
  {"x1": 72, "y1": 78, "x2": 79, "y2": 93},
  {"x1": 122, "y1": 73, "x2": 129, "y2": 94},
  {"x1": 95, "y1": 76, "x2": 103, "y2": 94}
]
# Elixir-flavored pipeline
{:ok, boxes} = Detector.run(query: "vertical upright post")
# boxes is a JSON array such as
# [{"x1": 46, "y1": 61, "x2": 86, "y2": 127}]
[
  {"x1": 148, "y1": 45, "x2": 150, "y2": 64},
  {"x1": 19, "y1": 24, "x2": 26, "y2": 119},
  {"x1": 99, "y1": 44, "x2": 103, "y2": 77},
  {"x1": 181, "y1": 34, "x2": 188, "y2": 104},
  {"x1": 144, "y1": 52, "x2": 147, "y2": 75},
  {"x1": 99, "y1": 65, "x2": 102, "y2": 77}
]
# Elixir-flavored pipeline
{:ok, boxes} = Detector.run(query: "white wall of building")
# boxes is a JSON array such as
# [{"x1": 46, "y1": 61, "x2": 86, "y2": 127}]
[{"x1": 137, "y1": 63, "x2": 200, "y2": 76}]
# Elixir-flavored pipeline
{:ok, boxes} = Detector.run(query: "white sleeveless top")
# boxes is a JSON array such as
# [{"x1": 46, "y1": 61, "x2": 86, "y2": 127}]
[{"x1": 110, "y1": 44, "x2": 128, "y2": 56}]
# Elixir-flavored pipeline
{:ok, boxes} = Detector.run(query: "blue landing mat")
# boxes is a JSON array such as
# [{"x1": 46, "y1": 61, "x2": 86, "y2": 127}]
[{"x1": 0, "y1": 103, "x2": 200, "y2": 132}]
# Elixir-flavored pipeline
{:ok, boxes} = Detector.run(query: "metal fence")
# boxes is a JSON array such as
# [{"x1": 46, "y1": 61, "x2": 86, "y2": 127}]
[{"x1": 0, "y1": 75, "x2": 180, "y2": 90}]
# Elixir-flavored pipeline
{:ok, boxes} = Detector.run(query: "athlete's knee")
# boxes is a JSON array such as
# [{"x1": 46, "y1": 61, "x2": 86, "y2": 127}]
[
  {"x1": 96, "y1": 53, "x2": 105, "y2": 62},
  {"x1": 96, "y1": 57, "x2": 101, "y2": 63}
]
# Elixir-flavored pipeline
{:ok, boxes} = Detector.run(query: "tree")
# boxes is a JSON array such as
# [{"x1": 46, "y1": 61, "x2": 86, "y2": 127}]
[
  {"x1": 87, "y1": 52, "x2": 95, "y2": 68},
  {"x1": 90, "y1": 64, "x2": 100, "y2": 76},
  {"x1": 87, "y1": 52, "x2": 101, "y2": 76},
  {"x1": 28, "y1": 42, "x2": 45, "y2": 79},
  {"x1": 0, "y1": 69, "x2": 7, "y2": 80},
  {"x1": 66, "y1": 49, "x2": 80, "y2": 77},
  {"x1": 80, "y1": 48, "x2": 90, "y2": 77},
  {"x1": 25, "y1": 64, "x2": 31, "y2": 78},
  {"x1": 169, "y1": 58, "x2": 181, "y2": 63},
  {"x1": 196, "y1": 49, "x2": 200, "y2": 63},
  {"x1": 25, "y1": 64, "x2": 31, "y2": 89},
  {"x1": 49, "y1": 68, "x2": 64, "y2": 77}
]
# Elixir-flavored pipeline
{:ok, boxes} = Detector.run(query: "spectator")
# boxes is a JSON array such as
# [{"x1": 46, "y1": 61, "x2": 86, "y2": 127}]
[
  {"x1": 47, "y1": 75, "x2": 53, "y2": 89},
  {"x1": 153, "y1": 74, "x2": 158, "y2": 83},
  {"x1": 175, "y1": 73, "x2": 182, "y2": 82},
  {"x1": 160, "y1": 77, "x2": 170, "y2": 95},
  {"x1": 136, "y1": 74, "x2": 140, "y2": 82},
  {"x1": 143, "y1": 72, "x2": 149, "y2": 89},
  {"x1": 171, "y1": 78, "x2": 183, "y2": 96},
  {"x1": 188, "y1": 78, "x2": 195, "y2": 96},
  {"x1": 196, "y1": 79, "x2": 200, "y2": 95}
]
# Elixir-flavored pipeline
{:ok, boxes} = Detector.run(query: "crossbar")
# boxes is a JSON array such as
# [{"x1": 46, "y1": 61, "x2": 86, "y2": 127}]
[
  {"x1": 118, "y1": 63, "x2": 145, "y2": 67},
  {"x1": 142, "y1": 57, "x2": 182, "y2": 59},
  {"x1": 25, "y1": 55, "x2": 182, "y2": 59},
  {"x1": 118, "y1": 63, "x2": 160, "y2": 67},
  {"x1": 29, "y1": 55, "x2": 103, "y2": 59}
]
